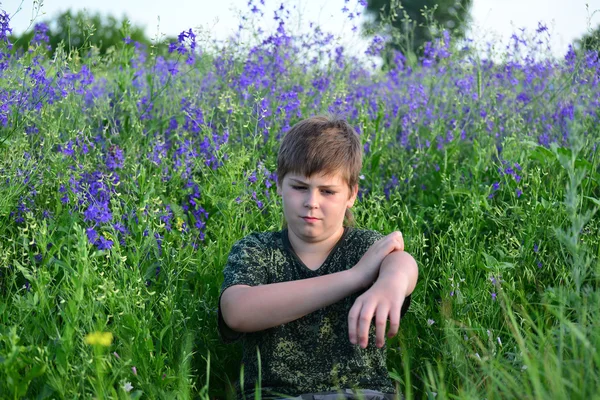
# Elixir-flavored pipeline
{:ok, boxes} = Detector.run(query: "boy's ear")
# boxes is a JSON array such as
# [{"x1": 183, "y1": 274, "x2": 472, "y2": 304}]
[
  {"x1": 348, "y1": 184, "x2": 359, "y2": 207},
  {"x1": 276, "y1": 182, "x2": 282, "y2": 196}
]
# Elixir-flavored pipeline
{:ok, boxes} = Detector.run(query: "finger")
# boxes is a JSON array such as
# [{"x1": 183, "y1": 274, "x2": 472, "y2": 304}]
[
  {"x1": 358, "y1": 301, "x2": 377, "y2": 349},
  {"x1": 387, "y1": 302, "x2": 402, "y2": 338},
  {"x1": 386, "y1": 239, "x2": 403, "y2": 255},
  {"x1": 397, "y1": 231, "x2": 404, "y2": 251},
  {"x1": 388, "y1": 231, "x2": 404, "y2": 253},
  {"x1": 375, "y1": 304, "x2": 390, "y2": 348},
  {"x1": 348, "y1": 300, "x2": 363, "y2": 345}
]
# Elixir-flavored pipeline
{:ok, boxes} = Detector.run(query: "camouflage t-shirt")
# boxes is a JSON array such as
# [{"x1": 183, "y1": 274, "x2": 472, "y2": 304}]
[{"x1": 218, "y1": 227, "x2": 411, "y2": 399}]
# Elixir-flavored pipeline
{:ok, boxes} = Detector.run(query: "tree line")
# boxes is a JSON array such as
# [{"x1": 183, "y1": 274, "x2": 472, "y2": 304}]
[{"x1": 7, "y1": 2, "x2": 599, "y2": 60}]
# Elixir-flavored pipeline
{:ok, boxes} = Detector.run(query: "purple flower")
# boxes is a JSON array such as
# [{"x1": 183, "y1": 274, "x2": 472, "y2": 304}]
[
  {"x1": 534, "y1": 243, "x2": 539, "y2": 253},
  {"x1": 516, "y1": 188, "x2": 522, "y2": 198},
  {"x1": 86, "y1": 228, "x2": 98, "y2": 243},
  {"x1": 0, "y1": 11, "x2": 10, "y2": 34},
  {"x1": 248, "y1": 171, "x2": 257, "y2": 184},
  {"x1": 491, "y1": 292, "x2": 497, "y2": 300},
  {"x1": 32, "y1": 23, "x2": 51, "y2": 48},
  {"x1": 60, "y1": 141, "x2": 75, "y2": 156},
  {"x1": 105, "y1": 145, "x2": 124, "y2": 170},
  {"x1": 364, "y1": 142, "x2": 370, "y2": 153},
  {"x1": 84, "y1": 203, "x2": 112, "y2": 224},
  {"x1": 96, "y1": 236, "x2": 113, "y2": 250}
]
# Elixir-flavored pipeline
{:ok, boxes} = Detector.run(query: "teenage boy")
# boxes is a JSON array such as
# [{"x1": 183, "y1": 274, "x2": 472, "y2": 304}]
[{"x1": 218, "y1": 116, "x2": 418, "y2": 399}]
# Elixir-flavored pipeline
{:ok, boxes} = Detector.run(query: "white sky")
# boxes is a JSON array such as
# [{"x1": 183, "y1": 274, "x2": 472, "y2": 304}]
[{"x1": 4, "y1": 0, "x2": 600, "y2": 57}]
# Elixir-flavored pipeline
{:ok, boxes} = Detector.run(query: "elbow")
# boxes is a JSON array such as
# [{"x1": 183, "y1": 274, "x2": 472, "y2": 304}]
[
  {"x1": 407, "y1": 251, "x2": 419, "y2": 275},
  {"x1": 405, "y1": 252, "x2": 419, "y2": 294},
  {"x1": 220, "y1": 287, "x2": 251, "y2": 332},
  {"x1": 221, "y1": 306, "x2": 243, "y2": 332},
  {"x1": 400, "y1": 251, "x2": 418, "y2": 291},
  {"x1": 383, "y1": 250, "x2": 419, "y2": 295}
]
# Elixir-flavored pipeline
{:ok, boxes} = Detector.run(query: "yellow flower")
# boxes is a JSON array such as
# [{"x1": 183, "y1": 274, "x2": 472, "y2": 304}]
[
  {"x1": 84, "y1": 331, "x2": 113, "y2": 347},
  {"x1": 175, "y1": 217, "x2": 184, "y2": 232}
]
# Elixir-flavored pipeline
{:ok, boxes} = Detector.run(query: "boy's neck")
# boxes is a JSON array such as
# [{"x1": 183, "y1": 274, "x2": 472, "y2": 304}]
[{"x1": 286, "y1": 225, "x2": 346, "y2": 261}]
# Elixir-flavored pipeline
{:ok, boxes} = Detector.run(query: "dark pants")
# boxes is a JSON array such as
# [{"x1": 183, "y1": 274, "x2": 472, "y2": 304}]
[{"x1": 274, "y1": 389, "x2": 400, "y2": 400}]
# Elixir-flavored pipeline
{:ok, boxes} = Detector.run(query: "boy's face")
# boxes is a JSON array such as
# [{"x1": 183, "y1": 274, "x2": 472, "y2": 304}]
[{"x1": 277, "y1": 171, "x2": 358, "y2": 244}]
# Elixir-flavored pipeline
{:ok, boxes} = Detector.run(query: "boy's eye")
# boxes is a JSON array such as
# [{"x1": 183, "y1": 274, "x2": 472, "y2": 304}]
[{"x1": 291, "y1": 186, "x2": 334, "y2": 195}]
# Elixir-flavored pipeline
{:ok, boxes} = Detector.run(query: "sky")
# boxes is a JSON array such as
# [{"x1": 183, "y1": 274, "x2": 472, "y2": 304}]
[{"x1": 3, "y1": 0, "x2": 600, "y2": 58}]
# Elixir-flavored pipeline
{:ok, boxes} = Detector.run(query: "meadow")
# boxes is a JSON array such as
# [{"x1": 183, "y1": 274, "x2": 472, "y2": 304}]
[{"x1": 0, "y1": 1, "x2": 599, "y2": 399}]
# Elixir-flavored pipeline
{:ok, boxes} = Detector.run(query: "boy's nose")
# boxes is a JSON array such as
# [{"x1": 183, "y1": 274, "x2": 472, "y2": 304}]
[{"x1": 304, "y1": 191, "x2": 318, "y2": 208}]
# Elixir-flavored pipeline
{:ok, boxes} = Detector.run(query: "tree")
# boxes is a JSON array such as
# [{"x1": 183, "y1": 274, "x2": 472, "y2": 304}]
[
  {"x1": 9, "y1": 10, "x2": 155, "y2": 56},
  {"x1": 575, "y1": 24, "x2": 600, "y2": 53},
  {"x1": 364, "y1": 0, "x2": 472, "y2": 57}
]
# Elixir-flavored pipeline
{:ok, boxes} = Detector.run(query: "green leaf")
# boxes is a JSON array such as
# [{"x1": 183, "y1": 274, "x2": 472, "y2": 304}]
[
  {"x1": 370, "y1": 150, "x2": 383, "y2": 174},
  {"x1": 13, "y1": 261, "x2": 34, "y2": 281},
  {"x1": 529, "y1": 146, "x2": 555, "y2": 164},
  {"x1": 24, "y1": 362, "x2": 46, "y2": 381},
  {"x1": 497, "y1": 262, "x2": 516, "y2": 270},
  {"x1": 130, "y1": 390, "x2": 144, "y2": 399},
  {"x1": 584, "y1": 196, "x2": 600, "y2": 207}
]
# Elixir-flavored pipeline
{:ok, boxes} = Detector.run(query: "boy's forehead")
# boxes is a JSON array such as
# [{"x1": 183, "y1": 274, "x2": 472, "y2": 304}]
[{"x1": 286, "y1": 171, "x2": 348, "y2": 185}]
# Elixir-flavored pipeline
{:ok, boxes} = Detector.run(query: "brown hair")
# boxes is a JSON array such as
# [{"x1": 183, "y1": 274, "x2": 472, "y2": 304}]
[{"x1": 277, "y1": 115, "x2": 362, "y2": 226}]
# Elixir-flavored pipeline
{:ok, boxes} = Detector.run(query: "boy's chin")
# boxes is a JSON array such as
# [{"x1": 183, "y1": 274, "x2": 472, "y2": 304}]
[{"x1": 291, "y1": 224, "x2": 342, "y2": 241}]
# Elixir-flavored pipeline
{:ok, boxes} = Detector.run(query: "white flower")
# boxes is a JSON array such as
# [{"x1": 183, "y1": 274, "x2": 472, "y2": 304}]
[
  {"x1": 427, "y1": 319, "x2": 435, "y2": 326},
  {"x1": 123, "y1": 382, "x2": 133, "y2": 393}
]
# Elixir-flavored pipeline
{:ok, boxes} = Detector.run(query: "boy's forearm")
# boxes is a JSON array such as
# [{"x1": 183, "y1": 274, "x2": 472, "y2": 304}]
[
  {"x1": 221, "y1": 269, "x2": 364, "y2": 333},
  {"x1": 375, "y1": 251, "x2": 418, "y2": 295}
]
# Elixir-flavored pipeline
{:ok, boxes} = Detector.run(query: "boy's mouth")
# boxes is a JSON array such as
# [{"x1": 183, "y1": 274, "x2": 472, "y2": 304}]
[{"x1": 302, "y1": 216, "x2": 320, "y2": 222}]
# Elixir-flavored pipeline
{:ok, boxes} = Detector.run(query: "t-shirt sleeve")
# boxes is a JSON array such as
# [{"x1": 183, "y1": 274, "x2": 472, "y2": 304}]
[
  {"x1": 217, "y1": 235, "x2": 269, "y2": 343},
  {"x1": 401, "y1": 293, "x2": 411, "y2": 318}
]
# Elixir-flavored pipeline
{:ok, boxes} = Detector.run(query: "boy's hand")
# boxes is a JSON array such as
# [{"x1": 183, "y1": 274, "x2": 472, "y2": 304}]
[
  {"x1": 347, "y1": 278, "x2": 408, "y2": 349},
  {"x1": 350, "y1": 231, "x2": 404, "y2": 289}
]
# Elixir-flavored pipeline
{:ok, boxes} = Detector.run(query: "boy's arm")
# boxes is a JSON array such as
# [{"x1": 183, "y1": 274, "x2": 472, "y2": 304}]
[
  {"x1": 220, "y1": 269, "x2": 364, "y2": 333},
  {"x1": 221, "y1": 231, "x2": 405, "y2": 333},
  {"x1": 347, "y1": 250, "x2": 418, "y2": 349},
  {"x1": 377, "y1": 250, "x2": 418, "y2": 294}
]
